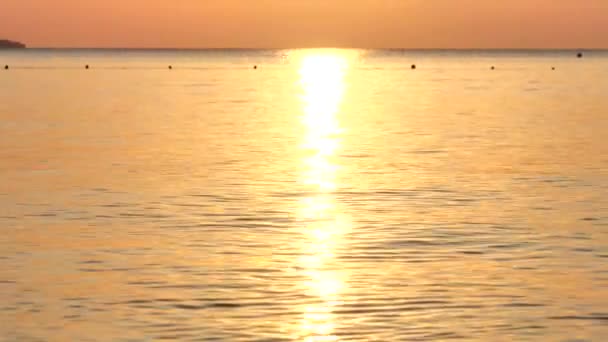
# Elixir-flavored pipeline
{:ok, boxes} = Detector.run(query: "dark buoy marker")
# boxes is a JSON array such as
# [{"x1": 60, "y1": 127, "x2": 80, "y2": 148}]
[
  {"x1": 552, "y1": 67, "x2": 555, "y2": 70},
  {"x1": 168, "y1": 65, "x2": 172, "y2": 70},
  {"x1": 491, "y1": 66, "x2": 495, "y2": 70},
  {"x1": 411, "y1": 64, "x2": 416, "y2": 70},
  {"x1": 253, "y1": 65, "x2": 257, "y2": 70},
  {"x1": 577, "y1": 52, "x2": 583, "y2": 58},
  {"x1": 4, "y1": 65, "x2": 8, "y2": 70},
  {"x1": 85, "y1": 64, "x2": 89, "y2": 69}
]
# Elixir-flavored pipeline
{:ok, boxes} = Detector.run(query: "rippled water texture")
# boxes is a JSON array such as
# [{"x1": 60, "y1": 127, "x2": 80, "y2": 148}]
[{"x1": 1, "y1": 49, "x2": 608, "y2": 341}]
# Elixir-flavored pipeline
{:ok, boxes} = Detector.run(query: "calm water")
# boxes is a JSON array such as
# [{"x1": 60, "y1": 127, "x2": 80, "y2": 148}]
[{"x1": 1, "y1": 49, "x2": 608, "y2": 341}]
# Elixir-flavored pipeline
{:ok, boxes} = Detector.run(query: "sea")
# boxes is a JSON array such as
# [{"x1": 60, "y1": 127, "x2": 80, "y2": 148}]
[{"x1": 1, "y1": 49, "x2": 607, "y2": 341}]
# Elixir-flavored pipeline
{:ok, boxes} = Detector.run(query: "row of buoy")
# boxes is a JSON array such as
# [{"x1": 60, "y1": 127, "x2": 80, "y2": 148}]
[
  {"x1": 0, "y1": 64, "x2": 574, "y2": 71},
  {"x1": 2, "y1": 53, "x2": 585, "y2": 71},
  {"x1": 2, "y1": 64, "x2": 255, "y2": 70},
  {"x1": 488, "y1": 66, "x2": 557, "y2": 70}
]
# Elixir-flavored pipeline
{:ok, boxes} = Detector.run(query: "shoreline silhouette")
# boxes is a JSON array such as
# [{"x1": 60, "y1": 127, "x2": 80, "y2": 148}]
[{"x1": 0, "y1": 39, "x2": 26, "y2": 49}]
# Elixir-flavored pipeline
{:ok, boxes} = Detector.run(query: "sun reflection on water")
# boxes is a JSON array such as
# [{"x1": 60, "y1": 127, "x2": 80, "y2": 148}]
[{"x1": 296, "y1": 52, "x2": 350, "y2": 342}]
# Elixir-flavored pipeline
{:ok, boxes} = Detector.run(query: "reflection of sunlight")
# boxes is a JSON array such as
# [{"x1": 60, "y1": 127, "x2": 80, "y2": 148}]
[
  {"x1": 300, "y1": 54, "x2": 346, "y2": 194},
  {"x1": 300, "y1": 55, "x2": 346, "y2": 127},
  {"x1": 295, "y1": 52, "x2": 349, "y2": 342}
]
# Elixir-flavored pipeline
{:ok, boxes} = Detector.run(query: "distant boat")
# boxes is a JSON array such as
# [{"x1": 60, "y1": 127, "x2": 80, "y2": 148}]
[{"x1": 0, "y1": 39, "x2": 26, "y2": 49}]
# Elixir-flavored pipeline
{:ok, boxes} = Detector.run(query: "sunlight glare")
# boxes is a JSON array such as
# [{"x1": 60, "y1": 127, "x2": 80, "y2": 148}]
[{"x1": 295, "y1": 52, "x2": 350, "y2": 342}]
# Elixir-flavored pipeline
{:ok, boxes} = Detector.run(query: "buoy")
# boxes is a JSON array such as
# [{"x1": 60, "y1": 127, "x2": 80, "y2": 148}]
[
  {"x1": 4, "y1": 65, "x2": 8, "y2": 70},
  {"x1": 491, "y1": 66, "x2": 495, "y2": 70},
  {"x1": 253, "y1": 65, "x2": 257, "y2": 70},
  {"x1": 168, "y1": 65, "x2": 172, "y2": 70},
  {"x1": 552, "y1": 67, "x2": 555, "y2": 70},
  {"x1": 577, "y1": 52, "x2": 583, "y2": 58},
  {"x1": 85, "y1": 65, "x2": 89, "y2": 69},
  {"x1": 411, "y1": 64, "x2": 416, "y2": 70}
]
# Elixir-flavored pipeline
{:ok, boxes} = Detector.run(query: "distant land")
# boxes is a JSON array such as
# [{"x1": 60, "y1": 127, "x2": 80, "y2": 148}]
[{"x1": 0, "y1": 40, "x2": 26, "y2": 49}]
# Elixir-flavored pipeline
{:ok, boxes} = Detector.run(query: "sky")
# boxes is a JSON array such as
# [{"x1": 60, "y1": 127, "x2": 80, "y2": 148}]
[{"x1": 2, "y1": 0, "x2": 608, "y2": 48}]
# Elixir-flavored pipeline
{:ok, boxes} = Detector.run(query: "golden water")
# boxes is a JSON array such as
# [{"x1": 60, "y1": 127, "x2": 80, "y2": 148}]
[{"x1": 1, "y1": 49, "x2": 608, "y2": 341}]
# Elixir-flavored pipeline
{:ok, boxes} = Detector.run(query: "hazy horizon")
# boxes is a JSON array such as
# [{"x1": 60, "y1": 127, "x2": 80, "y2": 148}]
[
  {"x1": 5, "y1": 47, "x2": 608, "y2": 51},
  {"x1": 2, "y1": 1, "x2": 608, "y2": 49},
  {"x1": 6, "y1": 44, "x2": 608, "y2": 51}
]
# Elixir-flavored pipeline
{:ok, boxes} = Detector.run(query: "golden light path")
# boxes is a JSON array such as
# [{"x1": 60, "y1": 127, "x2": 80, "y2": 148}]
[{"x1": 295, "y1": 52, "x2": 351, "y2": 342}]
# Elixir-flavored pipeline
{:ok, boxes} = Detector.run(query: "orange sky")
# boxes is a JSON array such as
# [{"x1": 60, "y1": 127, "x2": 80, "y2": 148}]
[{"x1": 2, "y1": 0, "x2": 608, "y2": 48}]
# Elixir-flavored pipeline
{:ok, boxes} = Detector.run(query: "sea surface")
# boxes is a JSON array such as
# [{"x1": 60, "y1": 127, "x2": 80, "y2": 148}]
[{"x1": 1, "y1": 49, "x2": 608, "y2": 341}]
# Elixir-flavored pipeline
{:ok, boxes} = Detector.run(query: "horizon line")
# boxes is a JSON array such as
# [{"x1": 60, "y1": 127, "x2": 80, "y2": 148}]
[{"x1": 10, "y1": 47, "x2": 608, "y2": 51}]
